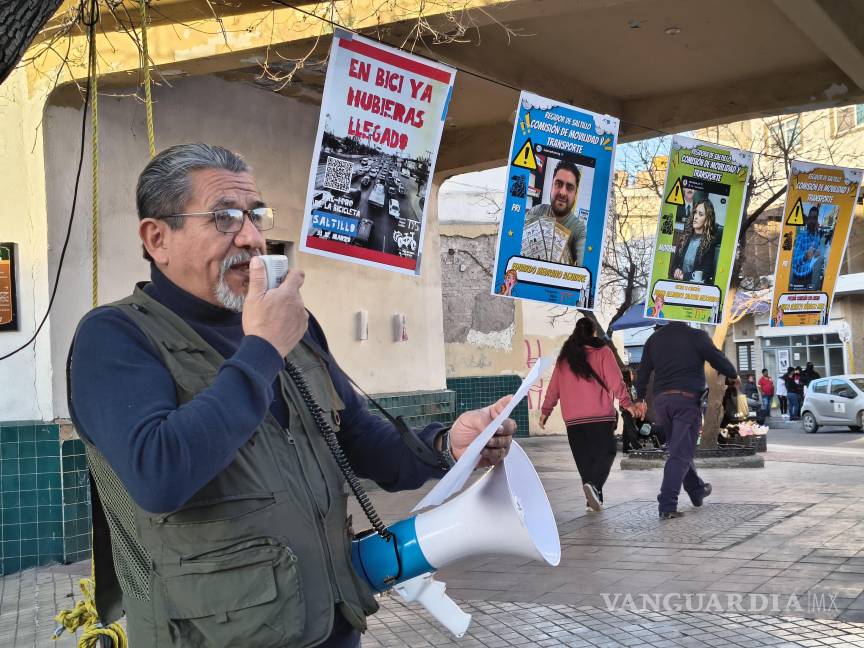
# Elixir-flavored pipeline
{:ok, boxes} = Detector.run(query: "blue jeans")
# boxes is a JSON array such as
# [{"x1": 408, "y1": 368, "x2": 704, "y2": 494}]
[
  {"x1": 654, "y1": 393, "x2": 707, "y2": 513},
  {"x1": 761, "y1": 395, "x2": 772, "y2": 414},
  {"x1": 787, "y1": 392, "x2": 801, "y2": 419}
]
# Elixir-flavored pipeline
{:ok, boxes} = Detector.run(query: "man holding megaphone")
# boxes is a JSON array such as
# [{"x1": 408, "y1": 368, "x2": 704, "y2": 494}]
[{"x1": 68, "y1": 144, "x2": 517, "y2": 648}]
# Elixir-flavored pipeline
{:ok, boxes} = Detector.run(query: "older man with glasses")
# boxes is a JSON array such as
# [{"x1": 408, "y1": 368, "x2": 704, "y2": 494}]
[{"x1": 68, "y1": 143, "x2": 516, "y2": 648}]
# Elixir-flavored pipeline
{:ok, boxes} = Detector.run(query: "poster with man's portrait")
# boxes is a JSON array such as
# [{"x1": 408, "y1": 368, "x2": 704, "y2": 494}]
[
  {"x1": 491, "y1": 91, "x2": 619, "y2": 308},
  {"x1": 770, "y1": 161, "x2": 863, "y2": 327},
  {"x1": 645, "y1": 135, "x2": 752, "y2": 325}
]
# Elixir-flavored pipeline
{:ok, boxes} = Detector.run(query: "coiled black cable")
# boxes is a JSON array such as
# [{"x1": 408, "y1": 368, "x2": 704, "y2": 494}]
[{"x1": 284, "y1": 361, "x2": 392, "y2": 541}]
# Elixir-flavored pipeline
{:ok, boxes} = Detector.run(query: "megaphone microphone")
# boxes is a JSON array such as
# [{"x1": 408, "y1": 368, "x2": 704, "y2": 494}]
[{"x1": 351, "y1": 442, "x2": 560, "y2": 637}]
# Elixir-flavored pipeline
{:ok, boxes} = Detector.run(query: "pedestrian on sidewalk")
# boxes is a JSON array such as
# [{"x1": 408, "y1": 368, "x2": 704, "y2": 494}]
[
  {"x1": 757, "y1": 368, "x2": 775, "y2": 416},
  {"x1": 633, "y1": 321, "x2": 737, "y2": 519},
  {"x1": 539, "y1": 317, "x2": 636, "y2": 512},
  {"x1": 784, "y1": 367, "x2": 804, "y2": 420},
  {"x1": 775, "y1": 370, "x2": 788, "y2": 415}
]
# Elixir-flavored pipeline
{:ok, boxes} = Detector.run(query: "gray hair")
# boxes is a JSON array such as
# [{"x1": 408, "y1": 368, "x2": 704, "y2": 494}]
[{"x1": 136, "y1": 143, "x2": 250, "y2": 261}]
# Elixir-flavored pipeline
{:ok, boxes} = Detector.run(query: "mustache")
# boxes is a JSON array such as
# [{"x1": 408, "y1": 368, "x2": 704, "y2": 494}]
[{"x1": 220, "y1": 250, "x2": 257, "y2": 275}]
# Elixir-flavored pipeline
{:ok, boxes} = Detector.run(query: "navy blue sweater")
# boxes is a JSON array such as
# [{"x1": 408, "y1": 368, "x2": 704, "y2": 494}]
[
  {"x1": 69, "y1": 266, "x2": 445, "y2": 514},
  {"x1": 635, "y1": 321, "x2": 737, "y2": 400}
]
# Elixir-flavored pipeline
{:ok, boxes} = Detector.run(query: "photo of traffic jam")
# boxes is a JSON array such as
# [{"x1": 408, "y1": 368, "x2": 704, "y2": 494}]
[{"x1": 307, "y1": 138, "x2": 430, "y2": 264}]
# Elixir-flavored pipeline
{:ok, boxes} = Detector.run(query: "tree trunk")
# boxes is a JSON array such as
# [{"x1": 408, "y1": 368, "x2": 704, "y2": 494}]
[
  {"x1": 0, "y1": 0, "x2": 64, "y2": 87},
  {"x1": 699, "y1": 284, "x2": 738, "y2": 448}
]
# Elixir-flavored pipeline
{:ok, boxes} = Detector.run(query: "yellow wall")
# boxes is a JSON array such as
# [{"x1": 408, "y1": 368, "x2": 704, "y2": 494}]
[{"x1": 0, "y1": 70, "x2": 53, "y2": 419}]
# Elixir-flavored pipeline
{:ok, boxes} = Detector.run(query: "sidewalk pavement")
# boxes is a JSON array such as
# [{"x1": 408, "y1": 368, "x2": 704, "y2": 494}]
[{"x1": 4, "y1": 425, "x2": 864, "y2": 647}]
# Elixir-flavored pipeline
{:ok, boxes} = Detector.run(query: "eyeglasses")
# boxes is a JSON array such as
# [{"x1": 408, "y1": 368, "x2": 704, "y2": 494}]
[{"x1": 159, "y1": 207, "x2": 275, "y2": 233}]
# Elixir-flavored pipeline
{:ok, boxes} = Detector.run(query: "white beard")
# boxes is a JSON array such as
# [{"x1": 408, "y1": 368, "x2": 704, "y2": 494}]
[{"x1": 214, "y1": 251, "x2": 252, "y2": 313}]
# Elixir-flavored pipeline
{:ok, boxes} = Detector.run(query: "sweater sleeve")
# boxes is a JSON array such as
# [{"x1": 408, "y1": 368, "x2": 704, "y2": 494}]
[
  {"x1": 305, "y1": 314, "x2": 446, "y2": 492},
  {"x1": 697, "y1": 330, "x2": 737, "y2": 379},
  {"x1": 541, "y1": 362, "x2": 561, "y2": 416},
  {"x1": 603, "y1": 348, "x2": 632, "y2": 408},
  {"x1": 69, "y1": 307, "x2": 283, "y2": 513}
]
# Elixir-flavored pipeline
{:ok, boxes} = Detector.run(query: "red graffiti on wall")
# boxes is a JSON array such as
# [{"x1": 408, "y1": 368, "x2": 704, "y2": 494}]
[{"x1": 524, "y1": 339, "x2": 545, "y2": 410}]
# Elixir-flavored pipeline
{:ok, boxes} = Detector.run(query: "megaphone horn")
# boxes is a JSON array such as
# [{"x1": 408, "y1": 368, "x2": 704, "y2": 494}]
[{"x1": 351, "y1": 441, "x2": 560, "y2": 591}]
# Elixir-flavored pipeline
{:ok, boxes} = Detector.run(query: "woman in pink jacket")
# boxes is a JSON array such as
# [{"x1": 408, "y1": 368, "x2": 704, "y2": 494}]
[{"x1": 540, "y1": 318, "x2": 634, "y2": 512}]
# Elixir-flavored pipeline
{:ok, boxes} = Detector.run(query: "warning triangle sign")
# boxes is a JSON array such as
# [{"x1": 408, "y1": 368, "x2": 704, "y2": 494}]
[
  {"x1": 512, "y1": 140, "x2": 538, "y2": 170},
  {"x1": 786, "y1": 197, "x2": 805, "y2": 226},
  {"x1": 665, "y1": 179, "x2": 684, "y2": 205}
]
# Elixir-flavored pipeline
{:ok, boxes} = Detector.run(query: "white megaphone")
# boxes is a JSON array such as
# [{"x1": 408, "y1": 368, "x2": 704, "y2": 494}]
[{"x1": 351, "y1": 442, "x2": 560, "y2": 638}]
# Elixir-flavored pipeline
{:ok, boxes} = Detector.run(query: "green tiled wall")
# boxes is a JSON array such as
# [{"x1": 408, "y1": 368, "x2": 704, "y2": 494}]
[
  {"x1": 446, "y1": 376, "x2": 529, "y2": 437},
  {"x1": 366, "y1": 389, "x2": 456, "y2": 428},
  {"x1": 0, "y1": 423, "x2": 91, "y2": 575},
  {"x1": 62, "y1": 440, "x2": 92, "y2": 563}
]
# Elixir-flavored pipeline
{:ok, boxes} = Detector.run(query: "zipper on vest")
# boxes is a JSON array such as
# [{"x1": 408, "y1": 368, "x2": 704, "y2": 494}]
[{"x1": 283, "y1": 427, "x2": 345, "y2": 606}]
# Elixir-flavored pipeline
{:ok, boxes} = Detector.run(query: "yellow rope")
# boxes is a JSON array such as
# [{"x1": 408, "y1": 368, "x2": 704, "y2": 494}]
[
  {"x1": 140, "y1": 0, "x2": 156, "y2": 158},
  {"x1": 52, "y1": 574, "x2": 128, "y2": 648},
  {"x1": 90, "y1": 28, "x2": 99, "y2": 308}
]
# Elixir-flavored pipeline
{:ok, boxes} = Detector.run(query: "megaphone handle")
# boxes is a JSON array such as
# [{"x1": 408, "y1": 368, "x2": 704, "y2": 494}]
[{"x1": 394, "y1": 574, "x2": 472, "y2": 638}]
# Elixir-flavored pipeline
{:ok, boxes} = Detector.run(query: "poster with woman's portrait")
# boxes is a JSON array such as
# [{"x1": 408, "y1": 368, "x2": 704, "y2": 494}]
[{"x1": 645, "y1": 135, "x2": 752, "y2": 324}]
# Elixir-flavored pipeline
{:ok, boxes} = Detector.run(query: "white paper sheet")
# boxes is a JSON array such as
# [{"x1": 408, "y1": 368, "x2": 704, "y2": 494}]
[{"x1": 412, "y1": 356, "x2": 553, "y2": 511}]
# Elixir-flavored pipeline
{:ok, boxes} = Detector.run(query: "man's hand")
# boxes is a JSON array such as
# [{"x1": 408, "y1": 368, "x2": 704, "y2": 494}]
[
  {"x1": 242, "y1": 256, "x2": 309, "y2": 357},
  {"x1": 632, "y1": 401, "x2": 648, "y2": 419},
  {"x1": 449, "y1": 395, "x2": 516, "y2": 468},
  {"x1": 538, "y1": 414, "x2": 549, "y2": 429}
]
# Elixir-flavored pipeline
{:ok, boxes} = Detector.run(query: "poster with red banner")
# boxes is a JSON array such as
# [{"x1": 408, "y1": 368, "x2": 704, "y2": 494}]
[{"x1": 300, "y1": 30, "x2": 455, "y2": 275}]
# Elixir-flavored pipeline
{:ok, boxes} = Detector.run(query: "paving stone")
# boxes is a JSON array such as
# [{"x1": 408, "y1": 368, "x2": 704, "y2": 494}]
[{"x1": 5, "y1": 437, "x2": 864, "y2": 645}]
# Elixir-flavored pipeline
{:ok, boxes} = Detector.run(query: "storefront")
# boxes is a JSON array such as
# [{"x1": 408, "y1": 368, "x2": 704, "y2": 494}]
[{"x1": 758, "y1": 327, "x2": 846, "y2": 379}]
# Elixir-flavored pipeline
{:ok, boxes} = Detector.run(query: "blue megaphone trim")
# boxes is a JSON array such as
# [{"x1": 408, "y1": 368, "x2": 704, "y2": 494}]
[{"x1": 351, "y1": 516, "x2": 434, "y2": 592}]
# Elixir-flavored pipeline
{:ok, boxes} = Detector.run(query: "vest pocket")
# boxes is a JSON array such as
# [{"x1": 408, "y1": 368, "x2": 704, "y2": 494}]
[{"x1": 160, "y1": 537, "x2": 304, "y2": 647}]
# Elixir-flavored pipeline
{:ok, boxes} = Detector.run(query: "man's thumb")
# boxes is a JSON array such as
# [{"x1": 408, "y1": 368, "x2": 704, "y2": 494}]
[
  {"x1": 488, "y1": 395, "x2": 513, "y2": 419},
  {"x1": 247, "y1": 256, "x2": 267, "y2": 296}
]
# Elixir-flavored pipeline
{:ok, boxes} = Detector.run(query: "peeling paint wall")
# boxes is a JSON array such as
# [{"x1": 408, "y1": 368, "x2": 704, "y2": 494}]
[
  {"x1": 440, "y1": 222, "x2": 576, "y2": 434},
  {"x1": 441, "y1": 232, "x2": 514, "y2": 344}
]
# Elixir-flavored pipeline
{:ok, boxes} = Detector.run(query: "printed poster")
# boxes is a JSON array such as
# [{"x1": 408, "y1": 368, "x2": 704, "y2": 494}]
[
  {"x1": 770, "y1": 161, "x2": 863, "y2": 327},
  {"x1": 491, "y1": 91, "x2": 619, "y2": 308},
  {"x1": 645, "y1": 135, "x2": 753, "y2": 324},
  {"x1": 300, "y1": 30, "x2": 455, "y2": 275},
  {"x1": 0, "y1": 243, "x2": 18, "y2": 331}
]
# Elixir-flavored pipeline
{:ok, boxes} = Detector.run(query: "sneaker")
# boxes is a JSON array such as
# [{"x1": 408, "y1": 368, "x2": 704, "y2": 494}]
[
  {"x1": 689, "y1": 483, "x2": 712, "y2": 507},
  {"x1": 659, "y1": 510, "x2": 684, "y2": 519},
  {"x1": 585, "y1": 504, "x2": 595, "y2": 513},
  {"x1": 583, "y1": 483, "x2": 602, "y2": 512}
]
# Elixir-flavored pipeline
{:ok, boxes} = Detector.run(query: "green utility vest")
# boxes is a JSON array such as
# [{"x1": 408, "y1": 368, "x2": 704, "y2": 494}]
[{"x1": 79, "y1": 286, "x2": 378, "y2": 647}]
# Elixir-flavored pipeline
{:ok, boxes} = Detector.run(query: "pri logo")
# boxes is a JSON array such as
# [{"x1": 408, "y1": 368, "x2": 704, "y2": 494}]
[
  {"x1": 661, "y1": 213, "x2": 674, "y2": 236},
  {"x1": 509, "y1": 174, "x2": 527, "y2": 199}
]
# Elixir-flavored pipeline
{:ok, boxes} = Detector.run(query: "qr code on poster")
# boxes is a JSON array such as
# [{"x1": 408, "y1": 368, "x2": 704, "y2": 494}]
[{"x1": 323, "y1": 156, "x2": 353, "y2": 193}]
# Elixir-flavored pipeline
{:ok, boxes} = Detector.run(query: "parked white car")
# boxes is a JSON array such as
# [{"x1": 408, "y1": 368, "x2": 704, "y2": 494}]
[{"x1": 801, "y1": 375, "x2": 864, "y2": 433}]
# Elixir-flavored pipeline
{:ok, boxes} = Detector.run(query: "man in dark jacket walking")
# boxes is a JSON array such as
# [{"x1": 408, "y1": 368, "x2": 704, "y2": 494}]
[{"x1": 634, "y1": 321, "x2": 737, "y2": 518}]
